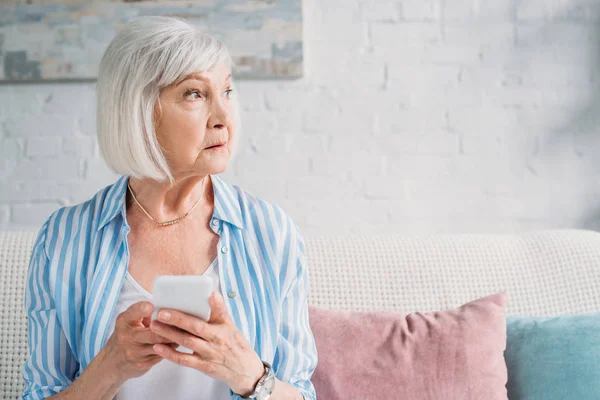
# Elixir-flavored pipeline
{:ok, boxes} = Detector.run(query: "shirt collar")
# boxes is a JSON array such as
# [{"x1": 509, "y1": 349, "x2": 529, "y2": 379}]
[{"x1": 96, "y1": 174, "x2": 244, "y2": 231}]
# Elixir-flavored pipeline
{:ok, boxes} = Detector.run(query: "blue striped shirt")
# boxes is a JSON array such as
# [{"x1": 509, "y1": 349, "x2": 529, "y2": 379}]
[{"x1": 22, "y1": 175, "x2": 318, "y2": 400}]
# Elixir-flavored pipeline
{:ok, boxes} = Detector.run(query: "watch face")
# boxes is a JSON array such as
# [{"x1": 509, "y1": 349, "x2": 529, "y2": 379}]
[{"x1": 257, "y1": 376, "x2": 275, "y2": 400}]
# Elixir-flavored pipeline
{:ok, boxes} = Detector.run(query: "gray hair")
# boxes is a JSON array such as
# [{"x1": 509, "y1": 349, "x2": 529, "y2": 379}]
[{"x1": 96, "y1": 15, "x2": 241, "y2": 183}]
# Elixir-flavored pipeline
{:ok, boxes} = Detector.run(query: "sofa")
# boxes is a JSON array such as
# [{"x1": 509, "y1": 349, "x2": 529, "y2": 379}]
[{"x1": 2, "y1": 229, "x2": 600, "y2": 399}]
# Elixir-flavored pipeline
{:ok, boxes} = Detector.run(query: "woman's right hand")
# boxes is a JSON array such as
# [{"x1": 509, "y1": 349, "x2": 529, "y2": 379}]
[{"x1": 100, "y1": 301, "x2": 177, "y2": 385}]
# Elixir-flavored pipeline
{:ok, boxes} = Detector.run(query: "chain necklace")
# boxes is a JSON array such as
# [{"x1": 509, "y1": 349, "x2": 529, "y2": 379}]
[{"x1": 127, "y1": 177, "x2": 207, "y2": 227}]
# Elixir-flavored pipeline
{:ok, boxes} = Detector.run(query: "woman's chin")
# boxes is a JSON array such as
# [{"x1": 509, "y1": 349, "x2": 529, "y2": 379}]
[{"x1": 202, "y1": 156, "x2": 229, "y2": 175}]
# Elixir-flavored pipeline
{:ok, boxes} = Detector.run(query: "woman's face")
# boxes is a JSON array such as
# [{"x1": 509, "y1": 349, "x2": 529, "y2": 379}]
[{"x1": 154, "y1": 62, "x2": 235, "y2": 179}]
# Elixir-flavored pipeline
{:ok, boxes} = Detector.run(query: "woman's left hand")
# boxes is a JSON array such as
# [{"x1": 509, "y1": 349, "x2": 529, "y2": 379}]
[{"x1": 150, "y1": 292, "x2": 265, "y2": 397}]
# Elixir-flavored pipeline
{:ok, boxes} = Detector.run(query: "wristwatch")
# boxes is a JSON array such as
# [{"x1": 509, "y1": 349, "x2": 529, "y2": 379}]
[{"x1": 245, "y1": 361, "x2": 275, "y2": 400}]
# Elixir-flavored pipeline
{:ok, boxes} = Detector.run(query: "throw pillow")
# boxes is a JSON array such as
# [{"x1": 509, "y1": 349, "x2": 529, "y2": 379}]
[
  {"x1": 308, "y1": 293, "x2": 509, "y2": 400},
  {"x1": 506, "y1": 313, "x2": 600, "y2": 400}
]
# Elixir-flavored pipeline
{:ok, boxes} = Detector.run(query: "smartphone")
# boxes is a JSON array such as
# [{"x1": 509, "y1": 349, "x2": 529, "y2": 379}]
[{"x1": 152, "y1": 275, "x2": 214, "y2": 322}]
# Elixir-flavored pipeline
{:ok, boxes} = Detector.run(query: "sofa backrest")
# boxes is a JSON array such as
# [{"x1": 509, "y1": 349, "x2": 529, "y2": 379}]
[{"x1": 305, "y1": 230, "x2": 600, "y2": 315}]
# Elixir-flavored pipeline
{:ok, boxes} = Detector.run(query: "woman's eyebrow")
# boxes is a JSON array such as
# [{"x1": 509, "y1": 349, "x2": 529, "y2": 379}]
[
  {"x1": 176, "y1": 74, "x2": 208, "y2": 87},
  {"x1": 176, "y1": 73, "x2": 232, "y2": 87}
]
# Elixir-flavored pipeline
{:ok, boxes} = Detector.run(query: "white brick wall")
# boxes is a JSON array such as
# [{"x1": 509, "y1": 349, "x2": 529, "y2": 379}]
[{"x1": 1, "y1": 0, "x2": 600, "y2": 235}]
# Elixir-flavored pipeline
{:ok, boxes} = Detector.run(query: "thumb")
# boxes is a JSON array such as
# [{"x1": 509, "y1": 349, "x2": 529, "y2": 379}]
[
  {"x1": 122, "y1": 301, "x2": 153, "y2": 326},
  {"x1": 209, "y1": 291, "x2": 232, "y2": 324}
]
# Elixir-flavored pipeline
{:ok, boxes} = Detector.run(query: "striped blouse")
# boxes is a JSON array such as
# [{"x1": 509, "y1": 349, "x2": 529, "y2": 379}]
[{"x1": 22, "y1": 174, "x2": 318, "y2": 400}]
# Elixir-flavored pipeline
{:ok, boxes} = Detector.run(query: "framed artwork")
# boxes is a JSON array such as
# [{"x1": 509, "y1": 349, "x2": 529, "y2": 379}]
[{"x1": 0, "y1": 0, "x2": 303, "y2": 81}]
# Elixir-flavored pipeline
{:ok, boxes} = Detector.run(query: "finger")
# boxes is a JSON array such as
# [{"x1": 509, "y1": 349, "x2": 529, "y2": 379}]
[
  {"x1": 137, "y1": 342, "x2": 180, "y2": 357},
  {"x1": 135, "y1": 344, "x2": 169, "y2": 363},
  {"x1": 150, "y1": 320, "x2": 219, "y2": 360},
  {"x1": 133, "y1": 328, "x2": 177, "y2": 345},
  {"x1": 208, "y1": 292, "x2": 233, "y2": 325},
  {"x1": 155, "y1": 309, "x2": 222, "y2": 344},
  {"x1": 153, "y1": 343, "x2": 219, "y2": 375},
  {"x1": 137, "y1": 344, "x2": 170, "y2": 358},
  {"x1": 121, "y1": 301, "x2": 153, "y2": 326}
]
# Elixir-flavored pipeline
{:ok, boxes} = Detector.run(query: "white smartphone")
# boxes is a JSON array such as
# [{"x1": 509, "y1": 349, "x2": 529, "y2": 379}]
[{"x1": 152, "y1": 275, "x2": 214, "y2": 322}]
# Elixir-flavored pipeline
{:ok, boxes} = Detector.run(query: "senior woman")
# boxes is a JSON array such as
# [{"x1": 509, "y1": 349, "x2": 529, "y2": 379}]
[{"x1": 22, "y1": 16, "x2": 317, "y2": 400}]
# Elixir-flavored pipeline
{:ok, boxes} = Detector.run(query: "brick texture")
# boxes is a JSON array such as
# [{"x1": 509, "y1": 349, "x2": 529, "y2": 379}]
[{"x1": 1, "y1": 0, "x2": 599, "y2": 235}]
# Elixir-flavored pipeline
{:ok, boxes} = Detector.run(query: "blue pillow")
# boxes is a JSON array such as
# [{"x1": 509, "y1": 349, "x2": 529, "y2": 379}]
[{"x1": 505, "y1": 313, "x2": 600, "y2": 400}]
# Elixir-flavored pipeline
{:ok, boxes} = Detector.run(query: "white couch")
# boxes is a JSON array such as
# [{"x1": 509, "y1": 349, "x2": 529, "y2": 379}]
[{"x1": 2, "y1": 229, "x2": 600, "y2": 399}]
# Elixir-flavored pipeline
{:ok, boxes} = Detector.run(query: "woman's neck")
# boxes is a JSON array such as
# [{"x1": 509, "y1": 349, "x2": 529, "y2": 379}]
[{"x1": 126, "y1": 174, "x2": 213, "y2": 223}]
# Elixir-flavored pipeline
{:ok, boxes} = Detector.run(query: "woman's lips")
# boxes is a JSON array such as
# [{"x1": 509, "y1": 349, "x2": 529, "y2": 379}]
[{"x1": 206, "y1": 143, "x2": 226, "y2": 150}]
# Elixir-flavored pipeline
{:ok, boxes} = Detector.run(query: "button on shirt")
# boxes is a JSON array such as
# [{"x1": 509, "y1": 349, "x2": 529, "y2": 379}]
[{"x1": 22, "y1": 174, "x2": 318, "y2": 400}]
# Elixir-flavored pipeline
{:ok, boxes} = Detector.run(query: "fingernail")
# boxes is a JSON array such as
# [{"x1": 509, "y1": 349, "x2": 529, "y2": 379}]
[
  {"x1": 142, "y1": 303, "x2": 150, "y2": 312},
  {"x1": 153, "y1": 344, "x2": 162, "y2": 353},
  {"x1": 159, "y1": 311, "x2": 171, "y2": 321}
]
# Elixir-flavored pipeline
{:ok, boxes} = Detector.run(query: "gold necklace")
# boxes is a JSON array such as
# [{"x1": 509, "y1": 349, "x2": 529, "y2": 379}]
[{"x1": 127, "y1": 177, "x2": 207, "y2": 227}]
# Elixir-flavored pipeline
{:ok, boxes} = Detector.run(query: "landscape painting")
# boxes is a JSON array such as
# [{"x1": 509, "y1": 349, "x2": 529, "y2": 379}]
[{"x1": 0, "y1": 0, "x2": 303, "y2": 81}]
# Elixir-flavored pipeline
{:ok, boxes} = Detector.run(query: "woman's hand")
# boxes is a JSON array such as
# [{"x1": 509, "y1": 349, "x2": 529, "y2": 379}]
[
  {"x1": 150, "y1": 292, "x2": 265, "y2": 397},
  {"x1": 101, "y1": 301, "x2": 178, "y2": 385}
]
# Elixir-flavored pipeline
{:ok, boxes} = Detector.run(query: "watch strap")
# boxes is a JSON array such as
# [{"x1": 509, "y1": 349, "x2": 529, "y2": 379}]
[{"x1": 247, "y1": 361, "x2": 273, "y2": 399}]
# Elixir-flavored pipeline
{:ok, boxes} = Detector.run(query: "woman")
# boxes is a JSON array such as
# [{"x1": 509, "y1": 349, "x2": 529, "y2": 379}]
[{"x1": 22, "y1": 16, "x2": 317, "y2": 400}]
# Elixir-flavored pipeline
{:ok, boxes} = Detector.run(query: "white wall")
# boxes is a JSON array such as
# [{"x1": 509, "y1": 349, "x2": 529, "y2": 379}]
[{"x1": 2, "y1": 0, "x2": 600, "y2": 235}]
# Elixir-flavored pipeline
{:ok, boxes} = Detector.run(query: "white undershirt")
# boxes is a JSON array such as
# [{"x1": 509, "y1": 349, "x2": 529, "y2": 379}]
[{"x1": 106, "y1": 258, "x2": 232, "y2": 400}]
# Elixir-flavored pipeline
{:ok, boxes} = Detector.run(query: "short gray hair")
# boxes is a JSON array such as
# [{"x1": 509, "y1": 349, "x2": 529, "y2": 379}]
[{"x1": 96, "y1": 15, "x2": 241, "y2": 183}]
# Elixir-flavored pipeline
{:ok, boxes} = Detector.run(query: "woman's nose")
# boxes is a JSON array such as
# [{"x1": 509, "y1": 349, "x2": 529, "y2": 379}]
[{"x1": 208, "y1": 101, "x2": 232, "y2": 129}]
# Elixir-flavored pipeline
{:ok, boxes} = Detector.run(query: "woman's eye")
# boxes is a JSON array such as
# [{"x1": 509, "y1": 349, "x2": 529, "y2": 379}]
[
  {"x1": 185, "y1": 90, "x2": 202, "y2": 100},
  {"x1": 224, "y1": 89, "x2": 233, "y2": 99}
]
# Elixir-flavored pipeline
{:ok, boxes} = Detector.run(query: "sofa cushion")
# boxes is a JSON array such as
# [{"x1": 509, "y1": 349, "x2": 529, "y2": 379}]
[
  {"x1": 308, "y1": 293, "x2": 508, "y2": 400},
  {"x1": 506, "y1": 313, "x2": 600, "y2": 400}
]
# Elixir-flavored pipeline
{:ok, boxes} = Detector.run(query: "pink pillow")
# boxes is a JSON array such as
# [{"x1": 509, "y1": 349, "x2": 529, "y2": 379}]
[{"x1": 309, "y1": 293, "x2": 508, "y2": 400}]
